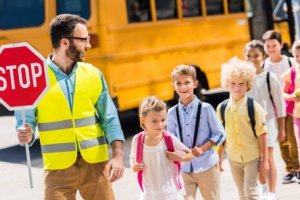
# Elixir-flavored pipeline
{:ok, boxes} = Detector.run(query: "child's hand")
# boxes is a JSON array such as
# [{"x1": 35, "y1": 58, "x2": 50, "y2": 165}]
[
  {"x1": 167, "y1": 151, "x2": 194, "y2": 162},
  {"x1": 293, "y1": 95, "x2": 300, "y2": 102},
  {"x1": 166, "y1": 151, "x2": 183, "y2": 162},
  {"x1": 191, "y1": 147, "x2": 203, "y2": 157},
  {"x1": 132, "y1": 163, "x2": 144, "y2": 173},
  {"x1": 219, "y1": 161, "x2": 224, "y2": 172},
  {"x1": 259, "y1": 159, "x2": 269, "y2": 178},
  {"x1": 218, "y1": 144, "x2": 225, "y2": 172},
  {"x1": 277, "y1": 130, "x2": 286, "y2": 142}
]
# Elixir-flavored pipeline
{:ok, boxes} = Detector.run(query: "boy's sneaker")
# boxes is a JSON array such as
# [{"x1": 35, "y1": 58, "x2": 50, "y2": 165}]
[
  {"x1": 260, "y1": 192, "x2": 268, "y2": 200},
  {"x1": 282, "y1": 172, "x2": 295, "y2": 184},
  {"x1": 260, "y1": 184, "x2": 268, "y2": 200},
  {"x1": 266, "y1": 193, "x2": 277, "y2": 200}
]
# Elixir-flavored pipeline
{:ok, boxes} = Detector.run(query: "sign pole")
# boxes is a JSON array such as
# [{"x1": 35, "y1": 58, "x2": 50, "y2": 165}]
[{"x1": 21, "y1": 110, "x2": 33, "y2": 189}]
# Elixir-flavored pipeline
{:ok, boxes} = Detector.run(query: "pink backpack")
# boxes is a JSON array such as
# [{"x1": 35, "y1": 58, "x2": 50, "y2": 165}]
[
  {"x1": 286, "y1": 66, "x2": 296, "y2": 115},
  {"x1": 135, "y1": 130, "x2": 182, "y2": 192}
]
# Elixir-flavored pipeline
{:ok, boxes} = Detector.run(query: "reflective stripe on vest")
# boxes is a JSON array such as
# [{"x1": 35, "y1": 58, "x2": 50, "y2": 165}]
[
  {"x1": 41, "y1": 143, "x2": 76, "y2": 153},
  {"x1": 41, "y1": 136, "x2": 107, "y2": 153},
  {"x1": 80, "y1": 136, "x2": 107, "y2": 149},
  {"x1": 38, "y1": 116, "x2": 99, "y2": 131}
]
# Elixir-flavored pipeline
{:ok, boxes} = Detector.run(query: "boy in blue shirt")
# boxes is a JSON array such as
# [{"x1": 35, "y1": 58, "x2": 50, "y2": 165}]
[{"x1": 167, "y1": 64, "x2": 225, "y2": 200}]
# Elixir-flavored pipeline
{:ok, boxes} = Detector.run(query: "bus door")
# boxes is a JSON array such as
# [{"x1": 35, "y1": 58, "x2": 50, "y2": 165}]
[{"x1": 249, "y1": 0, "x2": 295, "y2": 47}]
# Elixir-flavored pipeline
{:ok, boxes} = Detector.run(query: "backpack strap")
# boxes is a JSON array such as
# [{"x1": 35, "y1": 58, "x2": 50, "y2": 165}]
[
  {"x1": 136, "y1": 132, "x2": 145, "y2": 191},
  {"x1": 288, "y1": 57, "x2": 292, "y2": 68},
  {"x1": 247, "y1": 98, "x2": 257, "y2": 138},
  {"x1": 164, "y1": 131, "x2": 175, "y2": 151},
  {"x1": 175, "y1": 102, "x2": 202, "y2": 147},
  {"x1": 219, "y1": 99, "x2": 229, "y2": 146},
  {"x1": 192, "y1": 102, "x2": 202, "y2": 147},
  {"x1": 175, "y1": 104, "x2": 183, "y2": 142},
  {"x1": 163, "y1": 131, "x2": 182, "y2": 190},
  {"x1": 291, "y1": 66, "x2": 296, "y2": 85},
  {"x1": 220, "y1": 99, "x2": 229, "y2": 128},
  {"x1": 266, "y1": 72, "x2": 275, "y2": 107}
]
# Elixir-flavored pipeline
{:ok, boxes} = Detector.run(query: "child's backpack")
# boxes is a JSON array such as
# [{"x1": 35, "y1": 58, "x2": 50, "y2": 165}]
[
  {"x1": 285, "y1": 66, "x2": 296, "y2": 115},
  {"x1": 220, "y1": 97, "x2": 257, "y2": 138},
  {"x1": 135, "y1": 130, "x2": 182, "y2": 192}
]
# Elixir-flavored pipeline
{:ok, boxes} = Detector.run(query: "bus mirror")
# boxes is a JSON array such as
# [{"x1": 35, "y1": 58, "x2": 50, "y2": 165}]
[{"x1": 89, "y1": 34, "x2": 99, "y2": 48}]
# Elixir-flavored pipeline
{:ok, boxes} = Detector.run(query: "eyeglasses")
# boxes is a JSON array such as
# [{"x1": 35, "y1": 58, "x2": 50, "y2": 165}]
[{"x1": 66, "y1": 36, "x2": 90, "y2": 43}]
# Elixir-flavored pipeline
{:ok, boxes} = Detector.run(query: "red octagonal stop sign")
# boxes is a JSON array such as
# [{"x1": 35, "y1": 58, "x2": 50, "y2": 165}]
[{"x1": 0, "y1": 42, "x2": 49, "y2": 110}]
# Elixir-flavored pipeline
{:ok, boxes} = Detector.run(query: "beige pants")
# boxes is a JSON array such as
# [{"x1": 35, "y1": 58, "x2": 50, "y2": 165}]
[
  {"x1": 229, "y1": 158, "x2": 260, "y2": 200},
  {"x1": 182, "y1": 164, "x2": 220, "y2": 200},
  {"x1": 44, "y1": 154, "x2": 115, "y2": 200}
]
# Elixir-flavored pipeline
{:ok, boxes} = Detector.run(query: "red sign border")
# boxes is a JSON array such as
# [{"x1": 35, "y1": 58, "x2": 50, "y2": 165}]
[{"x1": 0, "y1": 42, "x2": 49, "y2": 111}]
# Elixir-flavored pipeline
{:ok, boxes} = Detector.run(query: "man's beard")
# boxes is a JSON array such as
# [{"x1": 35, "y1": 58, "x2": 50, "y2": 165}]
[{"x1": 66, "y1": 42, "x2": 84, "y2": 62}]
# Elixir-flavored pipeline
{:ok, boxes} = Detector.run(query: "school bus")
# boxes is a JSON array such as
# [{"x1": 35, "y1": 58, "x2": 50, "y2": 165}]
[{"x1": 0, "y1": 0, "x2": 295, "y2": 112}]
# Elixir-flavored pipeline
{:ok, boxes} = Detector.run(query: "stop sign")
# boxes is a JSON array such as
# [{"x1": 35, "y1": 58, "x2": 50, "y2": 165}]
[{"x1": 0, "y1": 42, "x2": 48, "y2": 110}]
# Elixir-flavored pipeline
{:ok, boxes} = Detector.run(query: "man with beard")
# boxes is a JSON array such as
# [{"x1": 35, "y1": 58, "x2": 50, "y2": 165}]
[{"x1": 15, "y1": 14, "x2": 125, "y2": 200}]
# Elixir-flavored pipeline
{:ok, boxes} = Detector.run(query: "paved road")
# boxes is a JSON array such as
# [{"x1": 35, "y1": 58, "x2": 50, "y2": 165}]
[{"x1": 0, "y1": 116, "x2": 299, "y2": 200}]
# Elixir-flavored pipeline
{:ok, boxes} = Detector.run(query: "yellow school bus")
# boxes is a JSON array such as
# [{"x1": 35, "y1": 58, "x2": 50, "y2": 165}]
[{"x1": 0, "y1": 0, "x2": 294, "y2": 111}]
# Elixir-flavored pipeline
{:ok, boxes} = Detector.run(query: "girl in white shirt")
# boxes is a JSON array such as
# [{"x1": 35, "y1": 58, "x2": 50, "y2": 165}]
[
  {"x1": 130, "y1": 96, "x2": 193, "y2": 200},
  {"x1": 245, "y1": 40, "x2": 286, "y2": 200}
]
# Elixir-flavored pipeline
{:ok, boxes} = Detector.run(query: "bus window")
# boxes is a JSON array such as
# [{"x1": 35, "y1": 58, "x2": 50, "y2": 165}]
[
  {"x1": 127, "y1": 0, "x2": 151, "y2": 23},
  {"x1": 228, "y1": 0, "x2": 244, "y2": 13},
  {"x1": 206, "y1": 0, "x2": 224, "y2": 15},
  {"x1": 56, "y1": 0, "x2": 90, "y2": 20},
  {"x1": 156, "y1": 0, "x2": 178, "y2": 20},
  {"x1": 182, "y1": 0, "x2": 202, "y2": 17},
  {"x1": 0, "y1": 0, "x2": 44, "y2": 30}
]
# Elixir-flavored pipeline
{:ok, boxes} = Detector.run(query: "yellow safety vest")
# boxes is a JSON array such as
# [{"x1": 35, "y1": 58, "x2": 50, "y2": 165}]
[{"x1": 37, "y1": 62, "x2": 108, "y2": 170}]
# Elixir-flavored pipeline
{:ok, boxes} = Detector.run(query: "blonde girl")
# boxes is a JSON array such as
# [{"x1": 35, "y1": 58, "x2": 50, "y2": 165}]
[
  {"x1": 245, "y1": 40, "x2": 286, "y2": 199},
  {"x1": 129, "y1": 96, "x2": 193, "y2": 200}
]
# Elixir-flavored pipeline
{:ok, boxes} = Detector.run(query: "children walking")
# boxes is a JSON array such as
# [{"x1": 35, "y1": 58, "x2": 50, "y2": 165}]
[
  {"x1": 245, "y1": 40, "x2": 286, "y2": 199},
  {"x1": 217, "y1": 57, "x2": 269, "y2": 200},
  {"x1": 130, "y1": 96, "x2": 193, "y2": 200},
  {"x1": 282, "y1": 40, "x2": 300, "y2": 183},
  {"x1": 167, "y1": 64, "x2": 225, "y2": 200},
  {"x1": 262, "y1": 30, "x2": 300, "y2": 183}
]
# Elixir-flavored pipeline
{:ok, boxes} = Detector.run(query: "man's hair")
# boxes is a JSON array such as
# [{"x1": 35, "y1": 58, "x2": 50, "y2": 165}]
[
  {"x1": 292, "y1": 40, "x2": 300, "y2": 52},
  {"x1": 262, "y1": 30, "x2": 282, "y2": 44},
  {"x1": 171, "y1": 64, "x2": 197, "y2": 81},
  {"x1": 221, "y1": 57, "x2": 256, "y2": 91},
  {"x1": 50, "y1": 14, "x2": 87, "y2": 49}
]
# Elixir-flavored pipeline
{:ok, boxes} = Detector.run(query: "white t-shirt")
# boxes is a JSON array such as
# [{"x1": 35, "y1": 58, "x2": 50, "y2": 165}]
[
  {"x1": 247, "y1": 71, "x2": 286, "y2": 146},
  {"x1": 264, "y1": 55, "x2": 296, "y2": 87},
  {"x1": 130, "y1": 133, "x2": 189, "y2": 200},
  {"x1": 247, "y1": 71, "x2": 286, "y2": 121}
]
